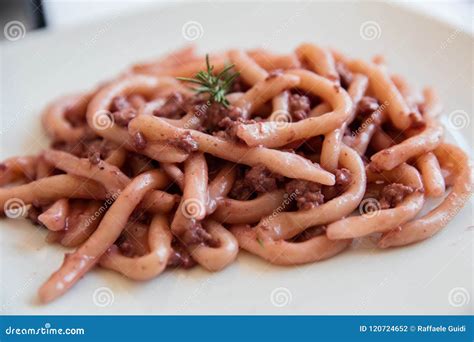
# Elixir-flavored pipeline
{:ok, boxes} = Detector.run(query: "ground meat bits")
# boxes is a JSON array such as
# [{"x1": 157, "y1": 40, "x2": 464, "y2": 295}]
[
  {"x1": 88, "y1": 150, "x2": 101, "y2": 165},
  {"x1": 110, "y1": 96, "x2": 137, "y2": 126},
  {"x1": 379, "y1": 183, "x2": 414, "y2": 209},
  {"x1": 111, "y1": 96, "x2": 129, "y2": 112},
  {"x1": 356, "y1": 96, "x2": 380, "y2": 118},
  {"x1": 181, "y1": 222, "x2": 214, "y2": 246},
  {"x1": 285, "y1": 179, "x2": 324, "y2": 210},
  {"x1": 170, "y1": 132, "x2": 198, "y2": 153},
  {"x1": 289, "y1": 94, "x2": 311, "y2": 121},
  {"x1": 245, "y1": 165, "x2": 282, "y2": 193},
  {"x1": 112, "y1": 108, "x2": 137, "y2": 126},
  {"x1": 54, "y1": 138, "x2": 114, "y2": 161},
  {"x1": 168, "y1": 240, "x2": 196, "y2": 269},
  {"x1": 335, "y1": 168, "x2": 352, "y2": 192},
  {"x1": 228, "y1": 179, "x2": 253, "y2": 200},
  {"x1": 118, "y1": 241, "x2": 137, "y2": 258},
  {"x1": 153, "y1": 92, "x2": 187, "y2": 119},
  {"x1": 230, "y1": 165, "x2": 283, "y2": 200},
  {"x1": 204, "y1": 102, "x2": 243, "y2": 132},
  {"x1": 133, "y1": 132, "x2": 147, "y2": 150}
]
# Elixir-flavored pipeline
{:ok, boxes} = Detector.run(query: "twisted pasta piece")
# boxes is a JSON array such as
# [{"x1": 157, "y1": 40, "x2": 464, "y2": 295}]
[
  {"x1": 416, "y1": 152, "x2": 445, "y2": 197},
  {"x1": 188, "y1": 220, "x2": 238, "y2": 271},
  {"x1": 321, "y1": 73, "x2": 368, "y2": 171},
  {"x1": 0, "y1": 156, "x2": 38, "y2": 186},
  {"x1": 347, "y1": 59, "x2": 422, "y2": 130},
  {"x1": 0, "y1": 175, "x2": 107, "y2": 210},
  {"x1": 206, "y1": 163, "x2": 236, "y2": 214},
  {"x1": 234, "y1": 73, "x2": 300, "y2": 119},
  {"x1": 296, "y1": 43, "x2": 339, "y2": 82},
  {"x1": 41, "y1": 92, "x2": 93, "y2": 143},
  {"x1": 171, "y1": 153, "x2": 208, "y2": 236},
  {"x1": 229, "y1": 49, "x2": 268, "y2": 85},
  {"x1": 231, "y1": 225, "x2": 350, "y2": 266},
  {"x1": 379, "y1": 143, "x2": 473, "y2": 248},
  {"x1": 99, "y1": 214, "x2": 173, "y2": 280},
  {"x1": 255, "y1": 145, "x2": 365, "y2": 240},
  {"x1": 37, "y1": 198, "x2": 69, "y2": 231},
  {"x1": 86, "y1": 75, "x2": 188, "y2": 163},
  {"x1": 247, "y1": 49, "x2": 301, "y2": 70},
  {"x1": 369, "y1": 117, "x2": 443, "y2": 171},
  {"x1": 128, "y1": 114, "x2": 335, "y2": 185},
  {"x1": 212, "y1": 190, "x2": 286, "y2": 224},
  {"x1": 38, "y1": 170, "x2": 168, "y2": 303},
  {"x1": 235, "y1": 69, "x2": 353, "y2": 147},
  {"x1": 326, "y1": 163, "x2": 424, "y2": 239}
]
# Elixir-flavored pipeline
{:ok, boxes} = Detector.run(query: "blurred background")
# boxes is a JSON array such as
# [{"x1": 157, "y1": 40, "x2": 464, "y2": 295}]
[{"x1": 0, "y1": 0, "x2": 472, "y2": 41}]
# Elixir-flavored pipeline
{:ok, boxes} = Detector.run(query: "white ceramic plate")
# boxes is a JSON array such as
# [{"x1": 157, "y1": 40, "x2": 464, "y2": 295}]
[{"x1": 1, "y1": 1, "x2": 472, "y2": 315}]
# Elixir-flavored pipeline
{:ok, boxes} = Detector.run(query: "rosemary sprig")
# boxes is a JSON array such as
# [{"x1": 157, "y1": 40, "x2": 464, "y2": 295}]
[{"x1": 177, "y1": 54, "x2": 240, "y2": 108}]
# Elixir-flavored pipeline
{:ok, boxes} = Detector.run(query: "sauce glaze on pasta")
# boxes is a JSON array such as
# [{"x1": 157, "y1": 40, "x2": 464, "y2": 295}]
[{"x1": 1, "y1": 44, "x2": 472, "y2": 303}]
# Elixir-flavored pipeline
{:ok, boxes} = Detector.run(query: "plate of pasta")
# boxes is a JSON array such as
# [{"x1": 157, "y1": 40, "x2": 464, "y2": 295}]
[{"x1": 1, "y1": 1, "x2": 472, "y2": 315}]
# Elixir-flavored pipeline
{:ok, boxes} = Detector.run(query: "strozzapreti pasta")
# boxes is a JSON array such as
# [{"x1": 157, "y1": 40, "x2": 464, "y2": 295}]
[{"x1": 1, "y1": 44, "x2": 472, "y2": 303}]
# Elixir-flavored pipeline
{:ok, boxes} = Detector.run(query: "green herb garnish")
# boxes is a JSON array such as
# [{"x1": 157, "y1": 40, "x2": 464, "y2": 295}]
[
  {"x1": 177, "y1": 54, "x2": 239, "y2": 108},
  {"x1": 257, "y1": 237, "x2": 264, "y2": 248}
]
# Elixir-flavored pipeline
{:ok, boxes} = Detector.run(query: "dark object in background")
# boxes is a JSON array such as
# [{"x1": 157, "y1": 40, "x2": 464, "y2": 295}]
[{"x1": 0, "y1": 0, "x2": 46, "y2": 41}]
